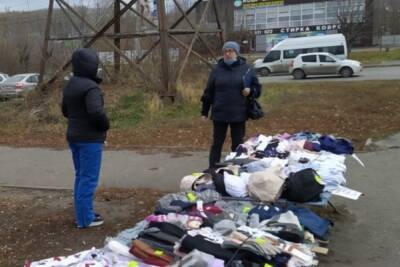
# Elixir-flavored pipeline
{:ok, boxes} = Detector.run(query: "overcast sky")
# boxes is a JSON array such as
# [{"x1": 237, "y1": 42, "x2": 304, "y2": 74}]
[{"x1": 0, "y1": 0, "x2": 99, "y2": 12}]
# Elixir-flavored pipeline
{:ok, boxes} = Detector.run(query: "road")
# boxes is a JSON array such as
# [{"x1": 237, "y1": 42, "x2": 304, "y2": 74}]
[
  {"x1": 1, "y1": 133, "x2": 400, "y2": 266},
  {"x1": 258, "y1": 65, "x2": 400, "y2": 83}
]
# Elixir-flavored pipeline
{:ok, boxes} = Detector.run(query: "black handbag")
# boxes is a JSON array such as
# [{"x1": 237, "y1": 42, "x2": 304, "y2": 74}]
[
  {"x1": 243, "y1": 68, "x2": 264, "y2": 120},
  {"x1": 247, "y1": 96, "x2": 264, "y2": 120}
]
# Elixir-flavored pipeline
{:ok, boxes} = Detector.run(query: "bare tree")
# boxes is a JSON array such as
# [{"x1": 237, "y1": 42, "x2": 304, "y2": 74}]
[
  {"x1": 337, "y1": 0, "x2": 374, "y2": 52},
  {"x1": 18, "y1": 43, "x2": 31, "y2": 72}
]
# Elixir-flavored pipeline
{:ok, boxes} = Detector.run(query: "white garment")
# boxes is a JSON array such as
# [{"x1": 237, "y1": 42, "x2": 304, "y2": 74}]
[
  {"x1": 283, "y1": 150, "x2": 347, "y2": 192},
  {"x1": 188, "y1": 227, "x2": 225, "y2": 244},
  {"x1": 223, "y1": 172, "x2": 248, "y2": 198},
  {"x1": 253, "y1": 135, "x2": 273, "y2": 151}
]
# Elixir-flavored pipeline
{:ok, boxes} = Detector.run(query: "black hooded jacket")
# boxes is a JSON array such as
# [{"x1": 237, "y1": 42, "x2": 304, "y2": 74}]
[
  {"x1": 201, "y1": 57, "x2": 261, "y2": 122},
  {"x1": 62, "y1": 48, "x2": 110, "y2": 142}
]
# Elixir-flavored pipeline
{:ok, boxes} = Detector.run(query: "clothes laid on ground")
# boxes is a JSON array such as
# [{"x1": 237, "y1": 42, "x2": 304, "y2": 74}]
[{"x1": 27, "y1": 131, "x2": 360, "y2": 267}]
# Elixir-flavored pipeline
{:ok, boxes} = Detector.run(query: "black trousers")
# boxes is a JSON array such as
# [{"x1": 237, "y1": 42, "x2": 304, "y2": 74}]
[{"x1": 209, "y1": 120, "x2": 246, "y2": 168}]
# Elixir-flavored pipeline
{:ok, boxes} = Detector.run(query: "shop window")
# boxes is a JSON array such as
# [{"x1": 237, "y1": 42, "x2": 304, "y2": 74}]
[
  {"x1": 291, "y1": 9, "x2": 301, "y2": 16},
  {"x1": 279, "y1": 16, "x2": 289, "y2": 22},
  {"x1": 245, "y1": 14, "x2": 255, "y2": 29},
  {"x1": 314, "y1": 18, "x2": 326, "y2": 24},
  {"x1": 302, "y1": 14, "x2": 313, "y2": 20},
  {"x1": 290, "y1": 4, "x2": 301, "y2": 11},
  {"x1": 256, "y1": 24, "x2": 265, "y2": 29},
  {"x1": 302, "y1": 19, "x2": 313, "y2": 26},
  {"x1": 327, "y1": 17, "x2": 338, "y2": 24},
  {"x1": 278, "y1": 5, "x2": 289, "y2": 12},
  {"x1": 256, "y1": 13, "x2": 267, "y2": 24},
  {"x1": 279, "y1": 21, "x2": 289, "y2": 27},
  {"x1": 290, "y1": 20, "x2": 301, "y2": 27}
]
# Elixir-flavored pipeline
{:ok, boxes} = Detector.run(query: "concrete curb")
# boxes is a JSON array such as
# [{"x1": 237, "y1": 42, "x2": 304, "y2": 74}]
[{"x1": 363, "y1": 63, "x2": 400, "y2": 68}]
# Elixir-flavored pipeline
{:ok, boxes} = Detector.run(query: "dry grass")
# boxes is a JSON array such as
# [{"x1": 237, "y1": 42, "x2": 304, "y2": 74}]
[{"x1": 0, "y1": 75, "x2": 399, "y2": 151}]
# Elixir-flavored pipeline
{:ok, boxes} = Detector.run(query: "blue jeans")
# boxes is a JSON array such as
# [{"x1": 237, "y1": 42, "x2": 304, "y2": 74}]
[{"x1": 69, "y1": 142, "x2": 103, "y2": 228}]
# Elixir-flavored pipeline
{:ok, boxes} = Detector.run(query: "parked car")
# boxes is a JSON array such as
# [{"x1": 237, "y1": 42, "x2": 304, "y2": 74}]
[
  {"x1": 289, "y1": 53, "x2": 362, "y2": 79},
  {"x1": 0, "y1": 73, "x2": 39, "y2": 98},
  {"x1": 63, "y1": 68, "x2": 107, "y2": 84},
  {"x1": 0, "y1": 73, "x2": 9, "y2": 84},
  {"x1": 254, "y1": 34, "x2": 348, "y2": 76}
]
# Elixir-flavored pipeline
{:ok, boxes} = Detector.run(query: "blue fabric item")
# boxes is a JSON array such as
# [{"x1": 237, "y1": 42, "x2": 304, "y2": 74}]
[
  {"x1": 222, "y1": 41, "x2": 240, "y2": 55},
  {"x1": 69, "y1": 142, "x2": 103, "y2": 228},
  {"x1": 170, "y1": 200, "x2": 196, "y2": 210},
  {"x1": 318, "y1": 135, "x2": 354, "y2": 155},
  {"x1": 313, "y1": 142, "x2": 322, "y2": 151},
  {"x1": 273, "y1": 253, "x2": 292, "y2": 267},
  {"x1": 249, "y1": 203, "x2": 331, "y2": 238},
  {"x1": 291, "y1": 132, "x2": 321, "y2": 142},
  {"x1": 288, "y1": 205, "x2": 331, "y2": 238},
  {"x1": 248, "y1": 205, "x2": 283, "y2": 221}
]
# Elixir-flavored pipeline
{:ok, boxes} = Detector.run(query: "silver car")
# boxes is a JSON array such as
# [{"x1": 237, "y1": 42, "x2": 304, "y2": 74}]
[
  {"x1": 0, "y1": 73, "x2": 39, "y2": 98},
  {"x1": 0, "y1": 73, "x2": 9, "y2": 84},
  {"x1": 289, "y1": 52, "x2": 362, "y2": 79}
]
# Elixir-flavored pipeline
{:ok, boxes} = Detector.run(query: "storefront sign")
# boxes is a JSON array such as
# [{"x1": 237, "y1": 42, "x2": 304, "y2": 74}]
[
  {"x1": 284, "y1": 0, "x2": 334, "y2": 4},
  {"x1": 241, "y1": 0, "x2": 284, "y2": 9},
  {"x1": 254, "y1": 24, "x2": 341, "y2": 35},
  {"x1": 236, "y1": 0, "x2": 334, "y2": 9}
]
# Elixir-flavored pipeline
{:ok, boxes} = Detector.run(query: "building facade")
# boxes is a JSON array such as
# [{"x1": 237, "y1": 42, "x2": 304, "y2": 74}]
[{"x1": 233, "y1": 0, "x2": 369, "y2": 51}]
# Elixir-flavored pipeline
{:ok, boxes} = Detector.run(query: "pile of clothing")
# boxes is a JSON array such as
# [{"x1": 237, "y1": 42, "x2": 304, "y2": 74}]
[{"x1": 26, "y1": 132, "x2": 358, "y2": 267}]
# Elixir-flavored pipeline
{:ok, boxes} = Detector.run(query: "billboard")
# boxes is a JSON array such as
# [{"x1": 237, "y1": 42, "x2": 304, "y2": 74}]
[
  {"x1": 234, "y1": 0, "x2": 333, "y2": 9},
  {"x1": 253, "y1": 23, "x2": 341, "y2": 35},
  {"x1": 234, "y1": 0, "x2": 284, "y2": 9}
]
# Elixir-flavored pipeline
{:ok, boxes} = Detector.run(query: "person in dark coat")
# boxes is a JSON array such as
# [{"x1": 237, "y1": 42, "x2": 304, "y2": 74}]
[
  {"x1": 62, "y1": 48, "x2": 110, "y2": 228},
  {"x1": 201, "y1": 41, "x2": 261, "y2": 168}
]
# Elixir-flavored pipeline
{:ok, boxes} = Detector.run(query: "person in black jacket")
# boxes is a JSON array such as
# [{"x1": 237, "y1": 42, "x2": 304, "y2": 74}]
[
  {"x1": 201, "y1": 41, "x2": 261, "y2": 168},
  {"x1": 62, "y1": 48, "x2": 110, "y2": 228}
]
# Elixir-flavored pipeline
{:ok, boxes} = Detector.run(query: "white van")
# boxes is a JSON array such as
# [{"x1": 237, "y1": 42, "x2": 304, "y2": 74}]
[{"x1": 254, "y1": 34, "x2": 348, "y2": 76}]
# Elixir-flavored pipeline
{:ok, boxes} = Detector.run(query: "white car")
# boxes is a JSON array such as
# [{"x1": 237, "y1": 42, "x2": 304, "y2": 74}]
[
  {"x1": 253, "y1": 34, "x2": 348, "y2": 76},
  {"x1": 289, "y1": 52, "x2": 362, "y2": 79}
]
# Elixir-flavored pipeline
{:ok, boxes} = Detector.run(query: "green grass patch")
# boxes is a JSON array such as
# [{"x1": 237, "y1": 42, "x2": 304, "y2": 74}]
[
  {"x1": 108, "y1": 94, "x2": 146, "y2": 129},
  {"x1": 349, "y1": 48, "x2": 400, "y2": 64},
  {"x1": 108, "y1": 92, "x2": 200, "y2": 129}
]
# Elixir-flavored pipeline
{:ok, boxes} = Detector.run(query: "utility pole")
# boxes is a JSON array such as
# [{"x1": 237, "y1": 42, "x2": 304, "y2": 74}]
[
  {"x1": 39, "y1": 0, "x2": 54, "y2": 84},
  {"x1": 114, "y1": 0, "x2": 121, "y2": 76},
  {"x1": 157, "y1": 0, "x2": 172, "y2": 100}
]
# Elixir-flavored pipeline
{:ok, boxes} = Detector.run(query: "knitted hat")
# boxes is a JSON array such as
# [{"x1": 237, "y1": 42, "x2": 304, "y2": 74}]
[
  {"x1": 222, "y1": 41, "x2": 240, "y2": 55},
  {"x1": 180, "y1": 173, "x2": 212, "y2": 191},
  {"x1": 248, "y1": 166, "x2": 285, "y2": 202}
]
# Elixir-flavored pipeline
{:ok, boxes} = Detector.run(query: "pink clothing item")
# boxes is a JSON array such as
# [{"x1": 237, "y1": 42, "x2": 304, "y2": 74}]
[
  {"x1": 191, "y1": 204, "x2": 223, "y2": 214},
  {"x1": 145, "y1": 213, "x2": 203, "y2": 229}
]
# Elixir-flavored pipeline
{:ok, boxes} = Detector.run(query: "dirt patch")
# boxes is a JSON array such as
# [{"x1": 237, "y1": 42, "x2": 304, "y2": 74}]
[
  {"x1": 0, "y1": 187, "x2": 167, "y2": 267},
  {"x1": 0, "y1": 186, "x2": 353, "y2": 267}
]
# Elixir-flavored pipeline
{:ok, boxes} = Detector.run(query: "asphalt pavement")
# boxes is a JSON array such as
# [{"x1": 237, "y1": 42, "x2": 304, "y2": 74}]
[{"x1": 258, "y1": 65, "x2": 400, "y2": 83}]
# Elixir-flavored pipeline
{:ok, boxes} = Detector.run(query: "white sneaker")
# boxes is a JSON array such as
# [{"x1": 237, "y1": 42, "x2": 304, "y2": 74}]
[{"x1": 78, "y1": 217, "x2": 104, "y2": 229}]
